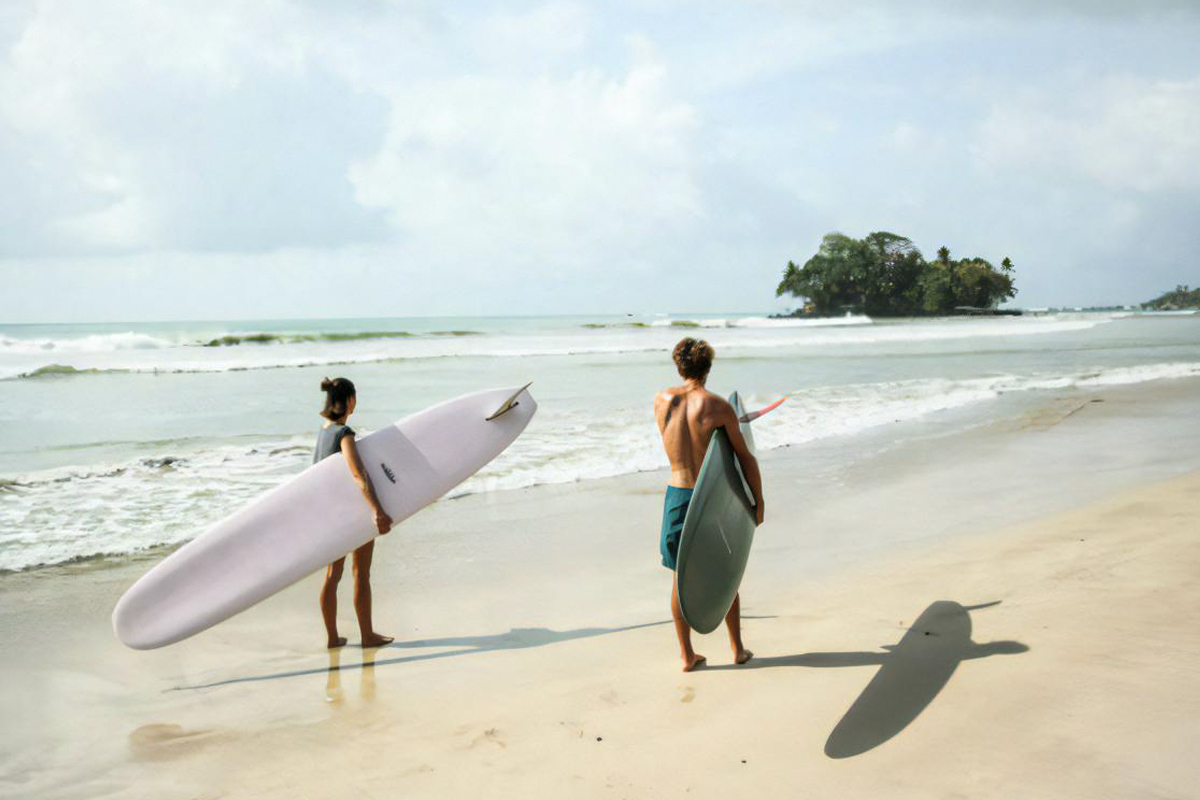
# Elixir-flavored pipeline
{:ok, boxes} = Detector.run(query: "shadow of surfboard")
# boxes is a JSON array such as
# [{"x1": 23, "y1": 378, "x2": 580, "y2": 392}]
[
  {"x1": 706, "y1": 600, "x2": 1028, "y2": 758},
  {"x1": 824, "y1": 600, "x2": 1028, "y2": 758}
]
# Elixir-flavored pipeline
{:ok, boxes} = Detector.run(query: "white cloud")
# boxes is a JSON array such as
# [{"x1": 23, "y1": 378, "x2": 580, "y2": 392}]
[
  {"x1": 0, "y1": 0, "x2": 388, "y2": 255},
  {"x1": 348, "y1": 42, "x2": 701, "y2": 268},
  {"x1": 975, "y1": 75, "x2": 1200, "y2": 192},
  {"x1": 468, "y1": 3, "x2": 591, "y2": 66},
  {"x1": 1, "y1": 0, "x2": 1200, "y2": 319},
  {"x1": 0, "y1": 0, "x2": 706, "y2": 266}
]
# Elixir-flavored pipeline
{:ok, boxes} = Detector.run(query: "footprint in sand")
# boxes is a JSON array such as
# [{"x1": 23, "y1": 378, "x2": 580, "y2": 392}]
[
  {"x1": 680, "y1": 687, "x2": 695, "y2": 703},
  {"x1": 468, "y1": 727, "x2": 506, "y2": 749},
  {"x1": 128, "y1": 723, "x2": 222, "y2": 761}
]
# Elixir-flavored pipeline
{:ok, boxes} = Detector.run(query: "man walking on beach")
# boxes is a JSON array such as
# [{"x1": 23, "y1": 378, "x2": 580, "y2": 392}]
[{"x1": 655, "y1": 337, "x2": 764, "y2": 671}]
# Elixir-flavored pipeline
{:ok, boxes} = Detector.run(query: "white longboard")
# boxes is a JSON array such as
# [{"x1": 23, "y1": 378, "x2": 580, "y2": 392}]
[{"x1": 113, "y1": 385, "x2": 536, "y2": 649}]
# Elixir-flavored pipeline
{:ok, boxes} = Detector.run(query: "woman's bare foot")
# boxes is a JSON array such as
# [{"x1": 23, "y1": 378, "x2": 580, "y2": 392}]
[
  {"x1": 361, "y1": 633, "x2": 394, "y2": 648},
  {"x1": 327, "y1": 636, "x2": 347, "y2": 649},
  {"x1": 734, "y1": 649, "x2": 754, "y2": 665},
  {"x1": 682, "y1": 653, "x2": 707, "y2": 672}
]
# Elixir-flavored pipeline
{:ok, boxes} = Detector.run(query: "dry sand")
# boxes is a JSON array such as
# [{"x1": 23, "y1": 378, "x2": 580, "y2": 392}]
[{"x1": 2, "y1": 378, "x2": 1199, "y2": 799}]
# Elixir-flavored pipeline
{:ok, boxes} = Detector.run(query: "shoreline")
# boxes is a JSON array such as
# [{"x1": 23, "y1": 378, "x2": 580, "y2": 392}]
[
  {"x1": 7, "y1": 369, "x2": 1200, "y2": 577},
  {"x1": 1, "y1": 377, "x2": 1199, "y2": 798}
]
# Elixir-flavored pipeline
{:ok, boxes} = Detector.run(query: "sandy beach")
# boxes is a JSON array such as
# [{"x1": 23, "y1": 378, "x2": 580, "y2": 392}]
[
  {"x1": 2, "y1": 376, "x2": 1199, "y2": 799},
  {"x1": 4, "y1": 1, "x2": 1199, "y2": 796}
]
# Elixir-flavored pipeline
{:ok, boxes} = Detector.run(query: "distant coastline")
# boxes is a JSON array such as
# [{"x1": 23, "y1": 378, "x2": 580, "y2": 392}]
[{"x1": 1142, "y1": 285, "x2": 1200, "y2": 311}]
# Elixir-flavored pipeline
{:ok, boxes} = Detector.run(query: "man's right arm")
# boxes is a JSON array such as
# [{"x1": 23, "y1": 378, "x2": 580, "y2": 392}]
[{"x1": 719, "y1": 404, "x2": 765, "y2": 526}]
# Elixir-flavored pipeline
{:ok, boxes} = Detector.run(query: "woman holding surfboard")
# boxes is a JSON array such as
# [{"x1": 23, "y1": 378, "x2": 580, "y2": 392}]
[
  {"x1": 113, "y1": 382, "x2": 537, "y2": 650},
  {"x1": 314, "y1": 377, "x2": 395, "y2": 649}
]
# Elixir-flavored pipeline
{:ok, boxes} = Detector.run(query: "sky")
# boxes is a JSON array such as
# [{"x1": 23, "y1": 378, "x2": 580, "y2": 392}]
[{"x1": 1, "y1": 0, "x2": 1198, "y2": 323}]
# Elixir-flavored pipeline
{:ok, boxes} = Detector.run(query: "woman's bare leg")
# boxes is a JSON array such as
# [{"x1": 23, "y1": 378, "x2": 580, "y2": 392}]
[
  {"x1": 671, "y1": 579, "x2": 705, "y2": 671},
  {"x1": 352, "y1": 541, "x2": 393, "y2": 647},
  {"x1": 321, "y1": 558, "x2": 346, "y2": 648},
  {"x1": 725, "y1": 593, "x2": 753, "y2": 664}
]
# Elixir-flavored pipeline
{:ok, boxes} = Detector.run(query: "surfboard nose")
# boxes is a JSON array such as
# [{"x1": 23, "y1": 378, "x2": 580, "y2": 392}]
[
  {"x1": 112, "y1": 593, "x2": 161, "y2": 650},
  {"x1": 112, "y1": 566, "x2": 201, "y2": 650}
]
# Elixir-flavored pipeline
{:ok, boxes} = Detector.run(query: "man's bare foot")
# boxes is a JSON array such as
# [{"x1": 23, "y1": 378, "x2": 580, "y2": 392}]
[
  {"x1": 328, "y1": 636, "x2": 347, "y2": 649},
  {"x1": 682, "y1": 653, "x2": 707, "y2": 672},
  {"x1": 361, "y1": 633, "x2": 394, "y2": 648},
  {"x1": 734, "y1": 649, "x2": 754, "y2": 665}
]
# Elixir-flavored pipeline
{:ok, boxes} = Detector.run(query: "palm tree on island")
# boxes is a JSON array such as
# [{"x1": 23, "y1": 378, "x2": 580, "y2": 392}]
[{"x1": 775, "y1": 231, "x2": 1018, "y2": 318}]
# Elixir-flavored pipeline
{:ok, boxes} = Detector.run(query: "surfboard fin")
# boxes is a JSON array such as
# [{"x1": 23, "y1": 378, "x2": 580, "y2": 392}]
[
  {"x1": 486, "y1": 382, "x2": 533, "y2": 421},
  {"x1": 963, "y1": 600, "x2": 1002, "y2": 612},
  {"x1": 739, "y1": 396, "x2": 787, "y2": 424}
]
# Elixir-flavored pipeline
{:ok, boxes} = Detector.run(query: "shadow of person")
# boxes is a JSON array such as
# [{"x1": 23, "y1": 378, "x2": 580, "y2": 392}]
[
  {"x1": 170, "y1": 619, "x2": 673, "y2": 692},
  {"x1": 390, "y1": 626, "x2": 636, "y2": 651},
  {"x1": 708, "y1": 600, "x2": 1028, "y2": 759}
]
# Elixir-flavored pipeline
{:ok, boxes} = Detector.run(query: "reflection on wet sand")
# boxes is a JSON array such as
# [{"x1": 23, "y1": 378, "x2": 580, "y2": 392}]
[
  {"x1": 325, "y1": 649, "x2": 342, "y2": 704},
  {"x1": 324, "y1": 646, "x2": 380, "y2": 704},
  {"x1": 361, "y1": 647, "x2": 376, "y2": 701}
]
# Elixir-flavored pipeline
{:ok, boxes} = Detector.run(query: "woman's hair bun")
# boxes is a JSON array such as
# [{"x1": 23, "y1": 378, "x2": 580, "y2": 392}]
[{"x1": 319, "y1": 376, "x2": 356, "y2": 420}]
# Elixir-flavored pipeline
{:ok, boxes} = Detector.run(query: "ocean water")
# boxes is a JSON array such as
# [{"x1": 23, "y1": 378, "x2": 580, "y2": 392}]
[{"x1": 1, "y1": 311, "x2": 1198, "y2": 572}]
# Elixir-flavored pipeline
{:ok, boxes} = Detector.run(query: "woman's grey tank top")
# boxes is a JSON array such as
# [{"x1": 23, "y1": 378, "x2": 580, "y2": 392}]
[{"x1": 313, "y1": 423, "x2": 355, "y2": 463}]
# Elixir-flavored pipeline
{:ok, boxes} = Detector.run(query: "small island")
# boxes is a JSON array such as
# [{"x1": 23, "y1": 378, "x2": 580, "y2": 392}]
[
  {"x1": 1142, "y1": 285, "x2": 1200, "y2": 311},
  {"x1": 775, "y1": 231, "x2": 1017, "y2": 317}
]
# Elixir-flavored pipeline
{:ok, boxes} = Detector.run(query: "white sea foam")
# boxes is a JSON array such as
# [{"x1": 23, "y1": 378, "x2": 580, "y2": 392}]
[
  {"x1": 0, "y1": 332, "x2": 176, "y2": 354},
  {"x1": 0, "y1": 440, "x2": 314, "y2": 572},
  {"x1": 750, "y1": 362, "x2": 1200, "y2": 451},
  {"x1": 461, "y1": 361, "x2": 1200, "y2": 497},
  {"x1": 649, "y1": 314, "x2": 873, "y2": 328},
  {"x1": 730, "y1": 315, "x2": 874, "y2": 328}
]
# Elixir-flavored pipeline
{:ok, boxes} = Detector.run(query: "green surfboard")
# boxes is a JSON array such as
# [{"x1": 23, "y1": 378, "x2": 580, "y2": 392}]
[{"x1": 674, "y1": 391, "x2": 758, "y2": 634}]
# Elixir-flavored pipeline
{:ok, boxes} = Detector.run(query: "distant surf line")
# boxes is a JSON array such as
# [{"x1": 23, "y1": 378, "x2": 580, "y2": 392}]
[{"x1": 3, "y1": 318, "x2": 1113, "y2": 381}]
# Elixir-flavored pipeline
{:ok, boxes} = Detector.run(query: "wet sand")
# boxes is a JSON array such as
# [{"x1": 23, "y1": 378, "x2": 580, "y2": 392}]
[{"x1": 2, "y1": 377, "x2": 1199, "y2": 799}]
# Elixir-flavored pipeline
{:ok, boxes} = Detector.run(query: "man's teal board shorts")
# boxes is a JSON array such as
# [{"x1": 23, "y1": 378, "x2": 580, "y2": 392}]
[{"x1": 660, "y1": 486, "x2": 694, "y2": 570}]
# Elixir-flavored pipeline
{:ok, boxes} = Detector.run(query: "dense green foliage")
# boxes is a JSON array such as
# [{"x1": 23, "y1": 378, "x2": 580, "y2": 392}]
[
  {"x1": 775, "y1": 231, "x2": 1017, "y2": 316},
  {"x1": 1142, "y1": 285, "x2": 1200, "y2": 310}
]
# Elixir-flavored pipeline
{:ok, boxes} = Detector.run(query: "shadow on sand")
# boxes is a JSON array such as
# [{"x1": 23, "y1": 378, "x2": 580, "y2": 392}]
[
  {"x1": 169, "y1": 620, "x2": 675, "y2": 692},
  {"x1": 708, "y1": 600, "x2": 1029, "y2": 758}
]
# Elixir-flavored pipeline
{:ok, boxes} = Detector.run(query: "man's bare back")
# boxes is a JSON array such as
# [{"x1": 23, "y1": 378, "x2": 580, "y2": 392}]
[
  {"x1": 654, "y1": 384, "x2": 734, "y2": 488},
  {"x1": 654, "y1": 381, "x2": 764, "y2": 524}
]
